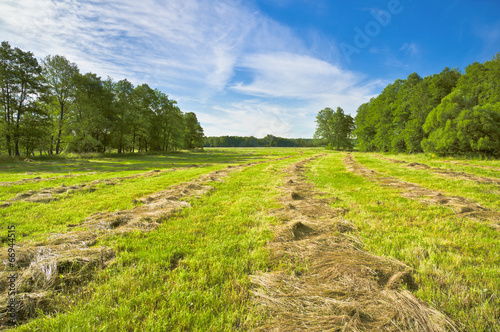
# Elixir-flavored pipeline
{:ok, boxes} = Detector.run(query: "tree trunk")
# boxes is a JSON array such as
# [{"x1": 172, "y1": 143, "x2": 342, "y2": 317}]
[
  {"x1": 55, "y1": 102, "x2": 64, "y2": 154},
  {"x1": 14, "y1": 108, "x2": 20, "y2": 156},
  {"x1": 49, "y1": 135, "x2": 54, "y2": 155},
  {"x1": 132, "y1": 129, "x2": 136, "y2": 153},
  {"x1": 6, "y1": 134, "x2": 11, "y2": 157},
  {"x1": 5, "y1": 91, "x2": 12, "y2": 156}
]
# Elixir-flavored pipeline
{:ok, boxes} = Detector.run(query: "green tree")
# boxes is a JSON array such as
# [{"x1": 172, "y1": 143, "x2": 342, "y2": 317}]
[
  {"x1": 314, "y1": 107, "x2": 354, "y2": 150},
  {"x1": 456, "y1": 103, "x2": 500, "y2": 156},
  {"x1": 42, "y1": 55, "x2": 79, "y2": 154},
  {"x1": 69, "y1": 73, "x2": 114, "y2": 153},
  {"x1": 421, "y1": 90, "x2": 474, "y2": 155},
  {"x1": 183, "y1": 112, "x2": 204, "y2": 149},
  {"x1": 0, "y1": 41, "x2": 43, "y2": 156},
  {"x1": 19, "y1": 102, "x2": 51, "y2": 156},
  {"x1": 110, "y1": 79, "x2": 134, "y2": 153}
]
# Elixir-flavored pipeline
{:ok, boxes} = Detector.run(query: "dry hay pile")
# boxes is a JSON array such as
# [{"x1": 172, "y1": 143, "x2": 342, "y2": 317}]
[
  {"x1": 344, "y1": 154, "x2": 500, "y2": 230},
  {"x1": 250, "y1": 156, "x2": 458, "y2": 331},
  {"x1": 0, "y1": 239, "x2": 114, "y2": 326}
]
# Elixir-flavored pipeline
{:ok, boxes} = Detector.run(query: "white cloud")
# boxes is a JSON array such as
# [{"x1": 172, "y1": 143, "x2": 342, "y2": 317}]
[
  {"x1": 399, "y1": 42, "x2": 419, "y2": 57},
  {"x1": 230, "y1": 52, "x2": 378, "y2": 116},
  {"x1": 231, "y1": 52, "x2": 361, "y2": 98},
  {"x1": 0, "y1": 0, "x2": 259, "y2": 92},
  {"x1": 0, "y1": 0, "x2": 379, "y2": 138},
  {"x1": 197, "y1": 100, "x2": 297, "y2": 137}
]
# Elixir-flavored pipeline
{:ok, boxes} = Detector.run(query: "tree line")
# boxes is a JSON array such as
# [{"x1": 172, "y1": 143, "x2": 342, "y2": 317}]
[
  {"x1": 0, "y1": 41, "x2": 204, "y2": 157},
  {"x1": 204, "y1": 135, "x2": 317, "y2": 148},
  {"x1": 354, "y1": 53, "x2": 500, "y2": 156}
]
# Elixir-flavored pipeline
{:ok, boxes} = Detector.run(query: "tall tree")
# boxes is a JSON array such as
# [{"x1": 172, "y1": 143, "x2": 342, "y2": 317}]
[
  {"x1": 132, "y1": 84, "x2": 155, "y2": 152},
  {"x1": 183, "y1": 112, "x2": 204, "y2": 149},
  {"x1": 161, "y1": 99, "x2": 184, "y2": 151},
  {"x1": 0, "y1": 41, "x2": 44, "y2": 156},
  {"x1": 69, "y1": 73, "x2": 114, "y2": 153},
  {"x1": 110, "y1": 79, "x2": 134, "y2": 153},
  {"x1": 0, "y1": 41, "x2": 15, "y2": 156},
  {"x1": 314, "y1": 107, "x2": 355, "y2": 150},
  {"x1": 42, "y1": 55, "x2": 79, "y2": 154}
]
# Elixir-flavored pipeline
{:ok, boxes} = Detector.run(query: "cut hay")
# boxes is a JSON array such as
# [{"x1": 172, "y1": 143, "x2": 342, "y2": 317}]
[
  {"x1": 0, "y1": 242, "x2": 114, "y2": 325},
  {"x1": 343, "y1": 154, "x2": 500, "y2": 228},
  {"x1": 377, "y1": 155, "x2": 500, "y2": 185},
  {"x1": 250, "y1": 155, "x2": 459, "y2": 331},
  {"x1": 0, "y1": 154, "x2": 298, "y2": 327}
]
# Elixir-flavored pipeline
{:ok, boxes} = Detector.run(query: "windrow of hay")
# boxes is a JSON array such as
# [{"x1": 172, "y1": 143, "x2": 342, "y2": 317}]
[
  {"x1": 0, "y1": 171, "x2": 100, "y2": 187},
  {"x1": 0, "y1": 167, "x2": 192, "y2": 208},
  {"x1": 437, "y1": 160, "x2": 500, "y2": 172},
  {"x1": 376, "y1": 155, "x2": 500, "y2": 185},
  {"x1": 0, "y1": 154, "x2": 296, "y2": 328},
  {"x1": 250, "y1": 155, "x2": 458, "y2": 331},
  {"x1": 344, "y1": 154, "x2": 500, "y2": 230},
  {"x1": 0, "y1": 165, "x2": 215, "y2": 208}
]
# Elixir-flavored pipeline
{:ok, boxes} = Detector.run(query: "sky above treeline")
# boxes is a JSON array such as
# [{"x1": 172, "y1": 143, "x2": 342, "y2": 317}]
[{"x1": 1, "y1": 0, "x2": 499, "y2": 138}]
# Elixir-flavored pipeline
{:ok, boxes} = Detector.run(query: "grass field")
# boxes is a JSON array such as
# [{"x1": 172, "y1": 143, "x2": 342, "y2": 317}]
[{"x1": 1, "y1": 148, "x2": 499, "y2": 331}]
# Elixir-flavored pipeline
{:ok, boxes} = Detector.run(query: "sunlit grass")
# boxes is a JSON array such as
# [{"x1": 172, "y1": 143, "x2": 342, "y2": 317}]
[
  {"x1": 307, "y1": 152, "x2": 500, "y2": 332},
  {"x1": 14, "y1": 150, "x2": 318, "y2": 331},
  {"x1": 357, "y1": 153, "x2": 500, "y2": 211},
  {"x1": 5, "y1": 148, "x2": 499, "y2": 331}
]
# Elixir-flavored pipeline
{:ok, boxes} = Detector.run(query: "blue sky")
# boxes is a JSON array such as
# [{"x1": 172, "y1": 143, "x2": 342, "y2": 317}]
[{"x1": 1, "y1": 0, "x2": 499, "y2": 138}]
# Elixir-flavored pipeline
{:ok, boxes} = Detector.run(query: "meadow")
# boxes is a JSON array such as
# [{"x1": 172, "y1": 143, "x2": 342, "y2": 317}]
[{"x1": 0, "y1": 148, "x2": 499, "y2": 331}]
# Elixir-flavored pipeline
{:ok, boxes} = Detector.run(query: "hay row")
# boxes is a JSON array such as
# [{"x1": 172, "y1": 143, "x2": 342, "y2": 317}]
[
  {"x1": 0, "y1": 154, "x2": 297, "y2": 327},
  {"x1": 344, "y1": 154, "x2": 500, "y2": 230},
  {"x1": 376, "y1": 155, "x2": 500, "y2": 185},
  {"x1": 0, "y1": 171, "x2": 100, "y2": 187},
  {"x1": 0, "y1": 167, "x2": 193, "y2": 208},
  {"x1": 250, "y1": 155, "x2": 458, "y2": 331}
]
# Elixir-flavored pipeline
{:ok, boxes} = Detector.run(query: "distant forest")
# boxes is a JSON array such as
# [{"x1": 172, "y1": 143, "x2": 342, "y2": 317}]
[
  {"x1": 204, "y1": 135, "x2": 317, "y2": 147},
  {"x1": 354, "y1": 53, "x2": 500, "y2": 157},
  {"x1": 0, "y1": 41, "x2": 204, "y2": 157}
]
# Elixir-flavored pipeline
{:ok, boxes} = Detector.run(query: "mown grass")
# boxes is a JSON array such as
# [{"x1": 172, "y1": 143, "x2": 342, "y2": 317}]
[
  {"x1": 4, "y1": 148, "x2": 319, "y2": 331},
  {"x1": 376, "y1": 152, "x2": 500, "y2": 180},
  {"x1": 307, "y1": 152, "x2": 500, "y2": 331},
  {"x1": 5, "y1": 148, "x2": 499, "y2": 331},
  {"x1": 0, "y1": 149, "x2": 265, "y2": 179},
  {"x1": 1, "y1": 149, "x2": 298, "y2": 243},
  {"x1": 357, "y1": 153, "x2": 500, "y2": 211}
]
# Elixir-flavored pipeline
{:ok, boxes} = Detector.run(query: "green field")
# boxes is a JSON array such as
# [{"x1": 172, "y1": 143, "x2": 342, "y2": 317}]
[{"x1": 1, "y1": 148, "x2": 499, "y2": 331}]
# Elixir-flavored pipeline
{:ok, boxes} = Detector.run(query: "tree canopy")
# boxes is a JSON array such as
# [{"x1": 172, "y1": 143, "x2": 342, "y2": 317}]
[
  {"x1": 314, "y1": 107, "x2": 355, "y2": 150},
  {"x1": 354, "y1": 53, "x2": 500, "y2": 157},
  {"x1": 0, "y1": 41, "x2": 205, "y2": 156}
]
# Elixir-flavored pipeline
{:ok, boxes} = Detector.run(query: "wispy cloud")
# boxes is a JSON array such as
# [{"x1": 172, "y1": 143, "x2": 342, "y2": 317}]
[
  {"x1": 0, "y1": 0, "x2": 378, "y2": 137},
  {"x1": 231, "y1": 52, "x2": 359, "y2": 98},
  {"x1": 0, "y1": 0, "x2": 258, "y2": 91},
  {"x1": 399, "y1": 42, "x2": 419, "y2": 57},
  {"x1": 198, "y1": 100, "x2": 295, "y2": 137},
  {"x1": 230, "y1": 52, "x2": 379, "y2": 119}
]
